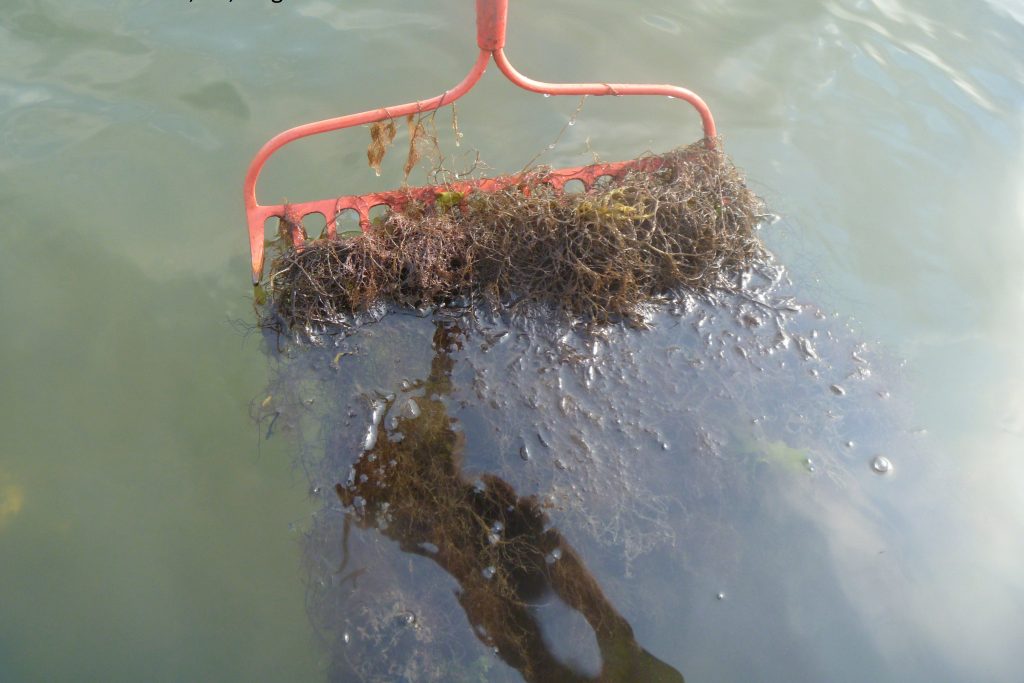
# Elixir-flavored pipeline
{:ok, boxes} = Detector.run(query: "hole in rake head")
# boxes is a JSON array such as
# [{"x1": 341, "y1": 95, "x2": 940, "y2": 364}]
[
  {"x1": 368, "y1": 204, "x2": 389, "y2": 226},
  {"x1": 563, "y1": 179, "x2": 586, "y2": 194},
  {"x1": 336, "y1": 208, "x2": 361, "y2": 237},
  {"x1": 264, "y1": 215, "x2": 283, "y2": 243},
  {"x1": 302, "y1": 212, "x2": 327, "y2": 239}
]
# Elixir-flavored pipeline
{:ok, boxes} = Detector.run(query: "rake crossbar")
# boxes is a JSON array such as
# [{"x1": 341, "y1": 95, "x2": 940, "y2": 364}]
[{"x1": 244, "y1": 0, "x2": 717, "y2": 284}]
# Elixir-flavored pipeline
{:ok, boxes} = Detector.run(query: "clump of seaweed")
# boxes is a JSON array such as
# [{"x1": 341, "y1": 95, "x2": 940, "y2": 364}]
[{"x1": 263, "y1": 140, "x2": 764, "y2": 329}]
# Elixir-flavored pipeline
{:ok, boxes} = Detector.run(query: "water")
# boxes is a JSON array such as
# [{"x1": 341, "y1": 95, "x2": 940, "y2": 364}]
[{"x1": 2, "y1": 0, "x2": 1023, "y2": 681}]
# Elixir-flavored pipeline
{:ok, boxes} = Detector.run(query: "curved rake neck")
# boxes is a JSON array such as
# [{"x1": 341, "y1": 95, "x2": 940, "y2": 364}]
[{"x1": 242, "y1": 49, "x2": 491, "y2": 216}]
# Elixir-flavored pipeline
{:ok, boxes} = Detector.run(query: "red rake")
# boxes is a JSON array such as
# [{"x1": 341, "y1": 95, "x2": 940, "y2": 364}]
[{"x1": 243, "y1": 0, "x2": 716, "y2": 285}]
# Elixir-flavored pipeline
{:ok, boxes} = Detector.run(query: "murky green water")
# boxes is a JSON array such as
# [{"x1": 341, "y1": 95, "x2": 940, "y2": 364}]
[{"x1": 2, "y1": 1, "x2": 1023, "y2": 681}]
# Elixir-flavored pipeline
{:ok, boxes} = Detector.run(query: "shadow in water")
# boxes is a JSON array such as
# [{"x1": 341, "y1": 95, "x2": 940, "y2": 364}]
[{"x1": 333, "y1": 320, "x2": 684, "y2": 683}]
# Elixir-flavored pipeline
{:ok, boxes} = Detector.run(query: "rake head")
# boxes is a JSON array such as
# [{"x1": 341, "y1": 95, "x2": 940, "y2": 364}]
[{"x1": 243, "y1": 0, "x2": 716, "y2": 285}]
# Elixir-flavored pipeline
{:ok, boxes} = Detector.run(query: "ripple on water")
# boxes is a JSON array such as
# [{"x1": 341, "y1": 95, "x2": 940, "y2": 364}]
[{"x1": 641, "y1": 14, "x2": 682, "y2": 34}]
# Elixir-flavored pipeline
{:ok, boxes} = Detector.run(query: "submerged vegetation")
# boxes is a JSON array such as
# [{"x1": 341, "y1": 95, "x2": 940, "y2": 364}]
[
  {"x1": 333, "y1": 321, "x2": 685, "y2": 683},
  {"x1": 0, "y1": 469, "x2": 24, "y2": 531},
  {"x1": 262, "y1": 140, "x2": 764, "y2": 330},
  {"x1": 265, "y1": 260, "x2": 912, "y2": 682}
]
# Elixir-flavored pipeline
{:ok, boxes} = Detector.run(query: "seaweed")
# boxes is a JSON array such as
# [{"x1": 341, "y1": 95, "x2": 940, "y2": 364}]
[{"x1": 262, "y1": 140, "x2": 764, "y2": 330}]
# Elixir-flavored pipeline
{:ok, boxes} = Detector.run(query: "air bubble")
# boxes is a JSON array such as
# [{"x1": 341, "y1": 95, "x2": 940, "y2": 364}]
[
  {"x1": 830, "y1": 384, "x2": 846, "y2": 396},
  {"x1": 401, "y1": 398, "x2": 421, "y2": 419},
  {"x1": 568, "y1": 120, "x2": 576, "y2": 126},
  {"x1": 871, "y1": 456, "x2": 892, "y2": 474},
  {"x1": 543, "y1": 93, "x2": 551, "y2": 98},
  {"x1": 716, "y1": 592, "x2": 726, "y2": 601},
  {"x1": 343, "y1": 632, "x2": 351, "y2": 644},
  {"x1": 482, "y1": 566, "x2": 496, "y2": 580},
  {"x1": 370, "y1": 399, "x2": 387, "y2": 426},
  {"x1": 363, "y1": 426, "x2": 378, "y2": 451}
]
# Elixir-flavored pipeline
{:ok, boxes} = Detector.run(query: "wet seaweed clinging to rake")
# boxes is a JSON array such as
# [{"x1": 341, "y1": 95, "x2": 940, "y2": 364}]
[{"x1": 262, "y1": 140, "x2": 764, "y2": 329}]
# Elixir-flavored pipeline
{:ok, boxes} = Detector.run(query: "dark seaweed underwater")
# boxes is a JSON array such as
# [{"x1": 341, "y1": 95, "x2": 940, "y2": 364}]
[{"x1": 257, "y1": 256, "x2": 924, "y2": 682}]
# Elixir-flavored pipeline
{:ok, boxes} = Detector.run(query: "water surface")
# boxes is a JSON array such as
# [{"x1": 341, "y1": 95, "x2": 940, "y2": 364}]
[{"x1": 1, "y1": 0, "x2": 1022, "y2": 681}]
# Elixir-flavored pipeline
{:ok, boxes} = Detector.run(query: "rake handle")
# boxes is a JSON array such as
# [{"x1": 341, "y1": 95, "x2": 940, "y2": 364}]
[
  {"x1": 477, "y1": 0, "x2": 509, "y2": 50},
  {"x1": 244, "y1": 0, "x2": 717, "y2": 284}
]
